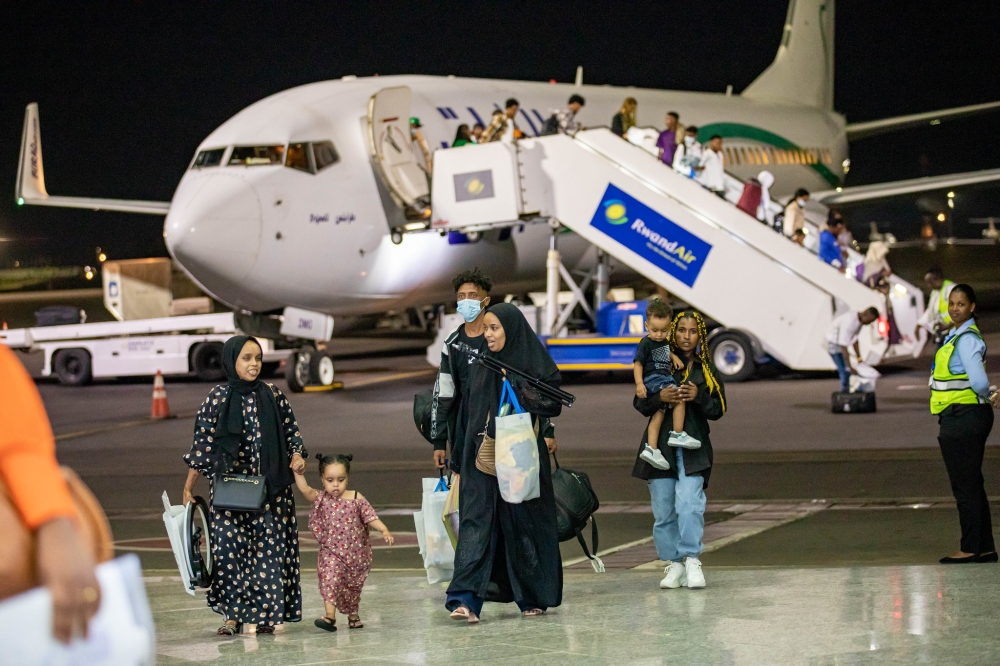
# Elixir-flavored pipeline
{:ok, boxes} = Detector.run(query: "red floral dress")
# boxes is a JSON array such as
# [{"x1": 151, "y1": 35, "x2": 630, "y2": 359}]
[{"x1": 308, "y1": 491, "x2": 378, "y2": 614}]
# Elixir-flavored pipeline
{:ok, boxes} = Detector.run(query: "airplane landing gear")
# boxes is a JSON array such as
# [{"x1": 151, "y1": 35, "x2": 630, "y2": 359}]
[
  {"x1": 285, "y1": 346, "x2": 337, "y2": 392},
  {"x1": 391, "y1": 230, "x2": 404, "y2": 245}
]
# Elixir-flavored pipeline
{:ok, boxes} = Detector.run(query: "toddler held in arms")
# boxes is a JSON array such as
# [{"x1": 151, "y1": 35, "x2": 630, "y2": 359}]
[
  {"x1": 634, "y1": 299, "x2": 701, "y2": 470},
  {"x1": 294, "y1": 453, "x2": 393, "y2": 631}
]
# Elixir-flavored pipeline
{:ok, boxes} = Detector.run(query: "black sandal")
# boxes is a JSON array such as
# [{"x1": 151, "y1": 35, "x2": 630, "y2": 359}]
[
  {"x1": 255, "y1": 625, "x2": 275, "y2": 635},
  {"x1": 348, "y1": 614, "x2": 363, "y2": 629},
  {"x1": 217, "y1": 621, "x2": 241, "y2": 636},
  {"x1": 314, "y1": 616, "x2": 337, "y2": 632}
]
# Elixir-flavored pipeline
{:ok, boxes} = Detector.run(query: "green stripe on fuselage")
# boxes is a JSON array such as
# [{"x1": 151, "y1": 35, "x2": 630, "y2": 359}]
[{"x1": 697, "y1": 122, "x2": 841, "y2": 187}]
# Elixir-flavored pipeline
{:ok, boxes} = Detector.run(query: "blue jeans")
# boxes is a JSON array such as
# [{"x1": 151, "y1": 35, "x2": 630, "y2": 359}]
[
  {"x1": 644, "y1": 373, "x2": 678, "y2": 394},
  {"x1": 830, "y1": 351, "x2": 849, "y2": 392},
  {"x1": 648, "y1": 448, "x2": 706, "y2": 562}
]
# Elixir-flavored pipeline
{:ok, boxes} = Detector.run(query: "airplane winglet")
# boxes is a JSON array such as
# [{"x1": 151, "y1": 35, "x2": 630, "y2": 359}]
[
  {"x1": 16, "y1": 103, "x2": 48, "y2": 203},
  {"x1": 14, "y1": 103, "x2": 171, "y2": 215}
]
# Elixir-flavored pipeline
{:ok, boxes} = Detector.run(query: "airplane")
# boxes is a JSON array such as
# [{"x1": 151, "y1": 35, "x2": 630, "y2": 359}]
[{"x1": 14, "y1": 0, "x2": 1000, "y2": 386}]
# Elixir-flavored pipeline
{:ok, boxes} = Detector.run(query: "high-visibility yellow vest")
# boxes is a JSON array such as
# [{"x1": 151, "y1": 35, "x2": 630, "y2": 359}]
[
  {"x1": 929, "y1": 323, "x2": 986, "y2": 415},
  {"x1": 937, "y1": 279, "x2": 955, "y2": 327}
]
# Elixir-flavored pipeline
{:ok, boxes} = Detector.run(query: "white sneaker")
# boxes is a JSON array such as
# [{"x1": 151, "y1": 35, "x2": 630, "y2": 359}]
[
  {"x1": 639, "y1": 444, "x2": 671, "y2": 470},
  {"x1": 667, "y1": 431, "x2": 702, "y2": 449},
  {"x1": 659, "y1": 561, "x2": 686, "y2": 589},
  {"x1": 685, "y1": 557, "x2": 706, "y2": 589}
]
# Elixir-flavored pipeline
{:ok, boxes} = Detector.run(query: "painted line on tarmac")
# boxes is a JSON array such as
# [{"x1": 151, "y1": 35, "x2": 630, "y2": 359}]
[
  {"x1": 55, "y1": 413, "x2": 198, "y2": 442},
  {"x1": 54, "y1": 371, "x2": 432, "y2": 441},
  {"x1": 341, "y1": 368, "x2": 435, "y2": 389}
]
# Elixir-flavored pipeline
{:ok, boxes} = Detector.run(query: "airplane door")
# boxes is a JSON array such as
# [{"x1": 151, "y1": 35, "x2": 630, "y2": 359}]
[{"x1": 367, "y1": 87, "x2": 430, "y2": 215}]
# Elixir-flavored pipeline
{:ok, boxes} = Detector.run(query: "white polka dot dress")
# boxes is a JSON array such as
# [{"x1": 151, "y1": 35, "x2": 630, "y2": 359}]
[{"x1": 184, "y1": 383, "x2": 306, "y2": 627}]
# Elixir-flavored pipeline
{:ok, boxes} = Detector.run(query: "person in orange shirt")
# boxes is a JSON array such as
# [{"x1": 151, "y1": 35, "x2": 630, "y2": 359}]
[{"x1": 0, "y1": 345, "x2": 100, "y2": 643}]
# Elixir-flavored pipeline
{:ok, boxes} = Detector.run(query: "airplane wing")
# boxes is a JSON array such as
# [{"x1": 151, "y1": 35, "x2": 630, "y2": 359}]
[
  {"x1": 813, "y1": 168, "x2": 1000, "y2": 205},
  {"x1": 845, "y1": 101, "x2": 1000, "y2": 140},
  {"x1": 16, "y1": 103, "x2": 171, "y2": 215}
]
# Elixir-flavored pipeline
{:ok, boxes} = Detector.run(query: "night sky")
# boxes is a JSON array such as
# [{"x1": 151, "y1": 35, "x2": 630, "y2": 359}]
[{"x1": 1, "y1": 1, "x2": 998, "y2": 268}]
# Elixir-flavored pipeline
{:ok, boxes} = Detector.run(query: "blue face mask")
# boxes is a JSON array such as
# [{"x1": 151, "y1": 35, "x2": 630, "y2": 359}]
[{"x1": 456, "y1": 298, "x2": 484, "y2": 322}]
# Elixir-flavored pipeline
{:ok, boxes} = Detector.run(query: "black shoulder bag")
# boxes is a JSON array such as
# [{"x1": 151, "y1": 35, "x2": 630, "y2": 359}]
[{"x1": 213, "y1": 473, "x2": 267, "y2": 513}]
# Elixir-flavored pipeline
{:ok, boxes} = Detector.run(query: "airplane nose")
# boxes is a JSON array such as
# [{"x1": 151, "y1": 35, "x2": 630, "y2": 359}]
[{"x1": 165, "y1": 174, "x2": 262, "y2": 287}]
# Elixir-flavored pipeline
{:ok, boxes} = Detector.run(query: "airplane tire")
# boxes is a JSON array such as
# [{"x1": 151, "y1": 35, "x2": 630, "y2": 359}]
[
  {"x1": 191, "y1": 342, "x2": 226, "y2": 382},
  {"x1": 309, "y1": 353, "x2": 335, "y2": 386},
  {"x1": 53, "y1": 348, "x2": 93, "y2": 386},
  {"x1": 285, "y1": 346, "x2": 314, "y2": 393},
  {"x1": 709, "y1": 332, "x2": 755, "y2": 383},
  {"x1": 391, "y1": 230, "x2": 404, "y2": 245}
]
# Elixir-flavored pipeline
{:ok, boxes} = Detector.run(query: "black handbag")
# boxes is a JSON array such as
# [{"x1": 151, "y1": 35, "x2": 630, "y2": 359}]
[
  {"x1": 551, "y1": 454, "x2": 604, "y2": 572},
  {"x1": 212, "y1": 474, "x2": 266, "y2": 513}
]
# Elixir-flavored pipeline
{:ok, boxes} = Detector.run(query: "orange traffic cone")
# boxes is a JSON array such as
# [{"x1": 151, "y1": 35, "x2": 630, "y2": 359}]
[{"x1": 151, "y1": 370, "x2": 171, "y2": 419}]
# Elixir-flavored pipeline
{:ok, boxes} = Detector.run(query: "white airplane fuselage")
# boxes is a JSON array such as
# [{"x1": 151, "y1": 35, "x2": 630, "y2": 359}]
[{"x1": 163, "y1": 75, "x2": 848, "y2": 315}]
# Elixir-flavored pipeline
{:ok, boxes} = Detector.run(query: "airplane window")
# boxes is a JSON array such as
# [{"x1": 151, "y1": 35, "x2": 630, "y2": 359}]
[
  {"x1": 191, "y1": 148, "x2": 224, "y2": 169},
  {"x1": 822, "y1": 149, "x2": 832, "y2": 164},
  {"x1": 759, "y1": 148, "x2": 769, "y2": 165},
  {"x1": 286, "y1": 143, "x2": 312, "y2": 173},
  {"x1": 312, "y1": 141, "x2": 340, "y2": 171},
  {"x1": 229, "y1": 145, "x2": 284, "y2": 166}
]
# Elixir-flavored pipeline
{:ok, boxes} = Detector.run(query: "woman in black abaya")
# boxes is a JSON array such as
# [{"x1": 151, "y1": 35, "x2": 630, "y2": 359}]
[
  {"x1": 182, "y1": 335, "x2": 307, "y2": 635},
  {"x1": 446, "y1": 303, "x2": 563, "y2": 623}
]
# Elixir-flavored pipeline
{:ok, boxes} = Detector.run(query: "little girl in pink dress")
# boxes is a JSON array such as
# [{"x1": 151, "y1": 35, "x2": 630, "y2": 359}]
[{"x1": 294, "y1": 453, "x2": 393, "y2": 631}]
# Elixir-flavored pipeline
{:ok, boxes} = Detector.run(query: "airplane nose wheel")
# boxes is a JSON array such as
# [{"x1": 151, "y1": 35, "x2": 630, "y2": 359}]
[
  {"x1": 285, "y1": 346, "x2": 314, "y2": 392},
  {"x1": 285, "y1": 346, "x2": 336, "y2": 392}
]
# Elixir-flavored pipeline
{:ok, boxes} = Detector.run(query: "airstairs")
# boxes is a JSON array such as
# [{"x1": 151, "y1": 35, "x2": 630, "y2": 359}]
[{"x1": 423, "y1": 129, "x2": 925, "y2": 376}]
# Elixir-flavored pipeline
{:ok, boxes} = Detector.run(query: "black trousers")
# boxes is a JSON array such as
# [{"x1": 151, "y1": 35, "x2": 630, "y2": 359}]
[{"x1": 938, "y1": 404, "x2": 995, "y2": 554}]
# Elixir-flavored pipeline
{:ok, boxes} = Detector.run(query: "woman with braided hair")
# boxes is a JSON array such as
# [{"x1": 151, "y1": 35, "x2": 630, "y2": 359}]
[{"x1": 631, "y1": 310, "x2": 727, "y2": 590}]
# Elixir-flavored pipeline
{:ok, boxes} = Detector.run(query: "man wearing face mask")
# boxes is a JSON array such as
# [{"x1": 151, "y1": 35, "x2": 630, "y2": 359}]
[
  {"x1": 672, "y1": 126, "x2": 702, "y2": 178},
  {"x1": 430, "y1": 268, "x2": 493, "y2": 473},
  {"x1": 783, "y1": 188, "x2": 809, "y2": 237}
]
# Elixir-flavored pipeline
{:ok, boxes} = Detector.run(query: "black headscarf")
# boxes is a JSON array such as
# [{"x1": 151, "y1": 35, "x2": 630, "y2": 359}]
[
  {"x1": 470, "y1": 303, "x2": 561, "y2": 427},
  {"x1": 214, "y1": 335, "x2": 294, "y2": 496}
]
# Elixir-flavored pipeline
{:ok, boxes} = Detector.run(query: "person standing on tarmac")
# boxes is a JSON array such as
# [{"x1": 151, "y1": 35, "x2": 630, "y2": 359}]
[
  {"x1": 919, "y1": 265, "x2": 956, "y2": 347},
  {"x1": 931, "y1": 284, "x2": 1000, "y2": 564},
  {"x1": 632, "y1": 311, "x2": 727, "y2": 591},
  {"x1": 430, "y1": 269, "x2": 494, "y2": 473}
]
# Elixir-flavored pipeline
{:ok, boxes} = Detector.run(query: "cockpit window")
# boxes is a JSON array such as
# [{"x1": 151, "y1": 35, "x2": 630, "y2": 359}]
[
  {"x1": 312, "y1": 141, "x2": 339, "y2": 171},
  {"x1": 191, "y1": 148, "x2": 224, "y2": 169},
  {"x1": 285, "y1": 143, "x2": 311, "y2": 173},
  {"x1": 229, "y1": 145, "x2": 285, "y2": 166}
]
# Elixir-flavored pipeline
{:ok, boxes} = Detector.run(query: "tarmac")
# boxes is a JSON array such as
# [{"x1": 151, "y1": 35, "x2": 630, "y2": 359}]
[{"x1": 26, "y1": 328, "x2": 1000, "y2": 664}]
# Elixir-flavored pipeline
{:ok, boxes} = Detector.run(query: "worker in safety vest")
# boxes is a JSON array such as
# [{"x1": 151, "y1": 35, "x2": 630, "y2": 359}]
[
  {"x1": 929, "y1": 283, "x2": 1000, "y2": 564},
  {"x1": 918, "y1": 265, "x2": 956, "y2": 347}
]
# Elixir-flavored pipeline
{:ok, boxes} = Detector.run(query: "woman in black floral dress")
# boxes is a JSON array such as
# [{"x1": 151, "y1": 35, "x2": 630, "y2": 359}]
[{"x1": 182, "y1": 335, "x2": 307, "y2": 635}]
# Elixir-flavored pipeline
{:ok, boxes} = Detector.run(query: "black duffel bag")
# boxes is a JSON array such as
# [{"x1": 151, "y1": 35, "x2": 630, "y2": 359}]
[
  {"x1": 413, "y1": 388, "x2": 439, "y2": 444},
  {"x1": 551, "y1": 454, "x2": 604, "y2": 572}
]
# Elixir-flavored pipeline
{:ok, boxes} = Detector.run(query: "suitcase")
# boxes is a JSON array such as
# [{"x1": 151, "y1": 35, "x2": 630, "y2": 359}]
[{"x1": 831, "y1": 391, "x2": 876, "y2": 414}]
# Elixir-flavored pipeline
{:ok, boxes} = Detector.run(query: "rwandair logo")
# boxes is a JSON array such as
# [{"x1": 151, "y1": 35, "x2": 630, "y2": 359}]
[
  {"x1": 466, "y1": 178, "x2": 485, "y2": 195},
  {"x1": 604, "y1": 199, "x2": 628, "y2": 225}
]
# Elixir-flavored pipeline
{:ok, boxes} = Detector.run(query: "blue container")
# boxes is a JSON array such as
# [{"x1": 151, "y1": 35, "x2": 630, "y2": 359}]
[{"x1": 596, "y1": 300, "x2": 647, "y2": 336}]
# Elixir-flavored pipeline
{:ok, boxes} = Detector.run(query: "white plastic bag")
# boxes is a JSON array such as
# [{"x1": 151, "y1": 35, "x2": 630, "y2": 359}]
[
  {"x1": 850, "y1": 361, "x2": 881, "y2": 393},
  {"x1": 494, "y1": 380, "x2": 540, "y2": 504},
  {"x1": 413, "y1": 476, "x2": 454, "y2": 584},
  {"x1": 161, "y1": 492, "x2": 194, "y2": 596},
  {"x1": 0, "y1": 555, "x2": 155, "y2": 666}
]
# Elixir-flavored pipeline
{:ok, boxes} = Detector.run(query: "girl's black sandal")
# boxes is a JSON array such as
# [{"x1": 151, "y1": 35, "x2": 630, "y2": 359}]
[{"x1": 314, "y1": 616, "x2": 337, "y2": 632}]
